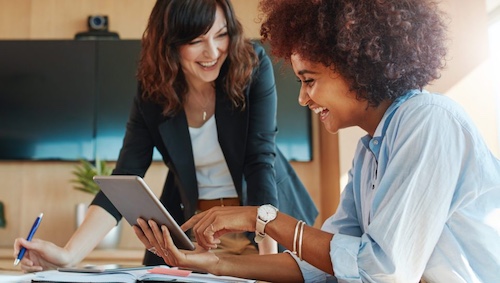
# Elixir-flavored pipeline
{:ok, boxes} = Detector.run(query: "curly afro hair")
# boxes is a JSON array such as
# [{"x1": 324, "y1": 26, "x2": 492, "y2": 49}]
[{"x1": 259, "y1": 0, "x2": 448, "y2": 106}]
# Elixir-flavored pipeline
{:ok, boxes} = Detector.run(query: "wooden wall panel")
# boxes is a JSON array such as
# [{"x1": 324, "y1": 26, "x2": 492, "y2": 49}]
[
  {"x1": 0, "y1": 0, "x2": 32, "y2": 39},
  {"x1": 0, "y1": 0, "x2": 260, "y2": 40}
]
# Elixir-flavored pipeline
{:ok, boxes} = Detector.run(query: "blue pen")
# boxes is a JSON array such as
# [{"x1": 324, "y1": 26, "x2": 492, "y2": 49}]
[{"x1": 14, "y1": 213, "x2": 43, "y2": 266}]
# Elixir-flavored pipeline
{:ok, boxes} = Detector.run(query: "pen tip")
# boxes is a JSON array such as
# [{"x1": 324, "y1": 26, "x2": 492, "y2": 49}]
[
  {"x1": 13, "y1": 259, "x2": 19, "y2": 266},
  {"x1": 39, "y1": 213, "x2": 43, "y2": 218}
]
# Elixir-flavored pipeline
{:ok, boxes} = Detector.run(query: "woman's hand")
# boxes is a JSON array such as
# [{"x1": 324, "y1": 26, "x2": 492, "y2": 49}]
[
  {"x1": 133, "y1": 218, "x2": 220, "y2": 273},
  {"x1": 181, "y1": 206, "x2": 258, "y2": 250},
  {"x1": 13, "y1": 237, "x2": 71, "y2": 272}
]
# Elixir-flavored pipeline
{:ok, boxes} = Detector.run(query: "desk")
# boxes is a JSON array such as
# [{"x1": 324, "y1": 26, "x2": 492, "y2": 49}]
[
  {"x1": 0, "y1": 248, "x2": 144, "y2": 273},
  {"x1": 0, "y1": 249, "x2": 267, "y2": 283}
]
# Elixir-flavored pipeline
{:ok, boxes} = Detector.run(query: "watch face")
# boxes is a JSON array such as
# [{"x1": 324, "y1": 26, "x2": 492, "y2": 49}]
[{"x1": 258, "y1": 204, "x2": 278, "y2": 221}]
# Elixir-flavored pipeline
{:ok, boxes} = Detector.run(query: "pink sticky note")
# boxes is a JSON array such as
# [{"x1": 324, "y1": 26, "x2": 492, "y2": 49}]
[{"x1": 148, "y1": 267, "x2": 192, "y2": 277}]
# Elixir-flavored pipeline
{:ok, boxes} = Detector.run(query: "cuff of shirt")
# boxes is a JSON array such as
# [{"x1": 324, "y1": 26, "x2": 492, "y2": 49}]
[
  {"x1": 284, "y1": 250, "x2": 337, "y2": 282},
  {"x1": 331, "y1": 234, "x2": 362, "y2": 282}
]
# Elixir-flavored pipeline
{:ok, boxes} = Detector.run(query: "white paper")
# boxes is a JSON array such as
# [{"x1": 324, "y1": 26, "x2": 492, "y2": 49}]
[{"x1": 30, "y1": 266, "x2": 256, "y2": 283}]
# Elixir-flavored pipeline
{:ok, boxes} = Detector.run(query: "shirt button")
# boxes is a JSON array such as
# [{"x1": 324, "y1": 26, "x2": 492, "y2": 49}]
[{"x1": 373, "y1": 140, "x2": 379, "y2": 145}]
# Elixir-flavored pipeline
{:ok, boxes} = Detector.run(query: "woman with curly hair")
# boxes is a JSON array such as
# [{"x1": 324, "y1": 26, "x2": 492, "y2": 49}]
[
  {"x1": 132, "y1": 0, "x2": 500, "y2": 282},
  {"x1": 13, "y1": 0, "x2": 318, "y2": 271}
]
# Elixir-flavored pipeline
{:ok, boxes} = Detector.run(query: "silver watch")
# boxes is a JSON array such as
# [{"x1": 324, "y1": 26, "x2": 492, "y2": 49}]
[{"x1": 254, "y1": 204, "x2": 278, "y2": 243}]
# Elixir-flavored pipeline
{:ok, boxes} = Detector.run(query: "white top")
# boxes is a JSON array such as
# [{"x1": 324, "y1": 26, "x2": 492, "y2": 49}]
[{"x1": 189, "y1": 115, "x2": 238, "y2": 200}]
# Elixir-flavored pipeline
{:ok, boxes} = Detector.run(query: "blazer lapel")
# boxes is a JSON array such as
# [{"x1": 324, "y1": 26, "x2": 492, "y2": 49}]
[
  {"x1": 214, "y1": 87, "x2": 247, "y2": 197},
  {"x1": 158, "y1": 111, "x2": 198, "y2": 216}
]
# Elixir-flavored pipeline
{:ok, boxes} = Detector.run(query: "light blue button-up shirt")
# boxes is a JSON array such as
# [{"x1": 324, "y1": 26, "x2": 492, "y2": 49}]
[{"x1": 291, "y1": 90, "x2": 500, "y2": 282}]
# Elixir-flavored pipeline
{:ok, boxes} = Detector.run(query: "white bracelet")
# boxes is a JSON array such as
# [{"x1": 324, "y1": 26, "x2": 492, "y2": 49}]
[
  {"x1": 298, "y1": 221, "x2": 305, "y2": 261},
  {"x1": 292, "y1": 220, "x2": 304, "y2": 255}
]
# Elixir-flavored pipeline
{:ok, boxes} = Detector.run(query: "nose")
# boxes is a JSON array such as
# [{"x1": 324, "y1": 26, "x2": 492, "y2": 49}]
[
  {"x1": 203, "y1": 39, "x2": 219, "y2": 59},
  {"x1": 298, "y1": 86, "x2": 310, "y2": 107}
]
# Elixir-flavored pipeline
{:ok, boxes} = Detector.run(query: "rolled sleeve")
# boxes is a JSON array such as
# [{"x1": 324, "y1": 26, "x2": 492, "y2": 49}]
[
  {"x1": 330, "y1": 234, "x2": 362, "y2": 282},
  {"x1": 284, "y1": 250, "x2": 337, "y2": 282}
]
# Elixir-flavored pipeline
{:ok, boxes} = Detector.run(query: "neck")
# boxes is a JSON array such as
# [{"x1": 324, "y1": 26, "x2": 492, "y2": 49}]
[
  {"x1": 186, "y1": 82, "x2": 215, "y2": 122},
  {"x1": 186, "y1": 79, "x2": 215, "y2": 96},
  {"x1": 360, "y1": 100, "x2": 392, "y2": 137}
]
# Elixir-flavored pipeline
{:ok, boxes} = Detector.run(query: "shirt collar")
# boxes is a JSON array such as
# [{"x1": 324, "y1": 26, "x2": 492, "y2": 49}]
[{"x1": 361, "y1": 89, "x2": 425, "y2": 159}]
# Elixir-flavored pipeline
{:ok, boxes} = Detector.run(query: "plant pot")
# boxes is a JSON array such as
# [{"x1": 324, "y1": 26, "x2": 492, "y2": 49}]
[{"x1": 76, "y1": 203, "x2": 122, "y2": 249}]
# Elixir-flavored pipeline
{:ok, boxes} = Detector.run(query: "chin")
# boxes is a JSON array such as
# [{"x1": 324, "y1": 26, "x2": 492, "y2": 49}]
[
  {"x1": 323, "y1": 124, "x2": 339, "y2": 135},
  {"x1": 326, "y1": 129, "x2": 339, "y2": 135},
  {"x1": 202, "y1": 71, "x2": 221, "y2": 82}
]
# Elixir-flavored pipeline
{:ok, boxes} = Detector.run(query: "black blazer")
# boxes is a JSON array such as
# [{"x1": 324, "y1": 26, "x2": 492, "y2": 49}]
[{"x1": 91, "y1": 43, "x2": 318, "y2": 262}]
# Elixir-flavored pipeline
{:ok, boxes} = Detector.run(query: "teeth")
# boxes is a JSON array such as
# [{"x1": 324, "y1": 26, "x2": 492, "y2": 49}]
[
  {"x1": 199, "y1": 60, "x2": 217, "y2": 67},
  {"x1": 313, "y1": 107, "x2": 326, "y2": 114}
]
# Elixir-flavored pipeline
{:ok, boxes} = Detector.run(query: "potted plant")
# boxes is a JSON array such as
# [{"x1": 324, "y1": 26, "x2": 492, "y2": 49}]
[
  {"x1": 71, "y1": 159, "x2": 113, "y2": 194},
  {"x1": 71, "y1": 159, "x2": 121, "y2": 249}
]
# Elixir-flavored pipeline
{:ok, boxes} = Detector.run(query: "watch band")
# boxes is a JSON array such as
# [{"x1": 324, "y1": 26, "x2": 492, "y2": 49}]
[
  {"x1": 254, "y1": 204, "x2": 278, "y2": 243},
  {"x1": 255, "y1": 217, "x2": 267, "y2": 243}
]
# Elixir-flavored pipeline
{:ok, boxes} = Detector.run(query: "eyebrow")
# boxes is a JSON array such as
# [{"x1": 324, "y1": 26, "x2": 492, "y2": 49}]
[
  {"x1": 297, "y1": 69, "x2": 319, "y2": 76},
  {"x1": 199, "y1": 25, "x2": 227, "y2": 38},
  {"x1": 216, "y1": 25, "x2": 228, "y2": 34}
]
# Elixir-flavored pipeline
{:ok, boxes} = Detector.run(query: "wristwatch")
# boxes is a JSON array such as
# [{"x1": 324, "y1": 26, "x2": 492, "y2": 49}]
[{"x1": 254, "y1": 204, "x2": 278, "y2": 243}]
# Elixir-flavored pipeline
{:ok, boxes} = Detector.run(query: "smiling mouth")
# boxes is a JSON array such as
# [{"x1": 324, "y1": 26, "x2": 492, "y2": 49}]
[
  {"x1": 313, "y1": 107, "x2": 330, "y2": 119},
  {"x1": 198, "y1": 60, "x2": 217, "y2": 67}
]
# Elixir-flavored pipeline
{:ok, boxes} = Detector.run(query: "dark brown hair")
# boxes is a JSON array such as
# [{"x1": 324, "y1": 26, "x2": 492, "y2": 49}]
[
  {"x1": 138, "y1": 0, "x2": 257, "y2": 116},
  {"x1": 259, "y1": 0, "x2": 448, "y2": 106}
]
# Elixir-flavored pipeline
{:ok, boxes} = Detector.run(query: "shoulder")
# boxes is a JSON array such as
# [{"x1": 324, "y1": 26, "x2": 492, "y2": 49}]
[
  {"x1": 401, "y1": 92, "x2": 468, "y2": 119},
  {"x1": 133, "y1": 83, "x2": 164, "y2": 118},
  {"x1": 395, "y1": 91, "x2": 479, "y2": 136},
  {"x1": 250, "y1": 40, "x2": 267, "y2": 59},
  {"x1": 247, "y1": 40, "x2": 272, "y2": 69},
  {"x1": 248, "y1": 40, "x2": 274, "y2": 78}
]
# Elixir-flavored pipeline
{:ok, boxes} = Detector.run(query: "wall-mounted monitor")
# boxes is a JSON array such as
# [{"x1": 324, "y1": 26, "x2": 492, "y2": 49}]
[
  {"x1": 0, "y1": 40, "x2": 311, "y2": 162},
  {"x1": 0, "y1": 41, "x2": 96, "y2": 160},
  {"x1": 260, "y1": 41, "x2": 312, "y2": 161}
]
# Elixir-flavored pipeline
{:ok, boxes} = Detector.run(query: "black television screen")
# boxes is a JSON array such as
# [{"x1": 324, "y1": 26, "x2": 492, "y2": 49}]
[
  {"x1": 260, "y1": 41, "x2": 312, "y2": 161},
  {"x1": 0, "y1": 40, "x2": 311, "y2": 162},
  {"x1": 92, "y1": 40, "x2": 162, "y2": 161},
  {"x1": 0, "y1": 40, "x2": 96, "y2": 160},
  {"x1": 94, "y1": 40, "x2": 140, "y2": 161}
]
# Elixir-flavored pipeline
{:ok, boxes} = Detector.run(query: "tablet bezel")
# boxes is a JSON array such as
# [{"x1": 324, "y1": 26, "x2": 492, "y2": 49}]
[{"x1": 93, "y1": 175, "x2": 195, "y2": 251}]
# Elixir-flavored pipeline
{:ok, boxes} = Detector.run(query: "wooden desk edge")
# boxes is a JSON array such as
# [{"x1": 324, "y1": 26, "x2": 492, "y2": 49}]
[{"x1": 0, "y1": 248, "x2": 144, "y2": 270}]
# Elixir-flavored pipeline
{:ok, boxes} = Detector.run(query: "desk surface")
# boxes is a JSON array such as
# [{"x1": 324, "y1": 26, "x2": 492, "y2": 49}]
[{"x1": 0, "y1": 248, "x2": 144, "y2": 274}]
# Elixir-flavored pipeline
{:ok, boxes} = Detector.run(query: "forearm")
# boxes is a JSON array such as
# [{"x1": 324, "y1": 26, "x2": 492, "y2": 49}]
[
  {"x1": 265, "y1": 212, "x2": 334, "y2": 274},
  {"x1": 213, "y1": 253, "x2": 303, "y2": 283},
  {"x1": 63, "y1": 205, "x2": 117, "y2": 266}
]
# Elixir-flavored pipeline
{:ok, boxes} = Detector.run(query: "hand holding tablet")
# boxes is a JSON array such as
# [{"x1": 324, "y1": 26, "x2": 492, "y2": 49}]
[{"x1": 93, "y1": 175, "x2": 195, "y2": 251}]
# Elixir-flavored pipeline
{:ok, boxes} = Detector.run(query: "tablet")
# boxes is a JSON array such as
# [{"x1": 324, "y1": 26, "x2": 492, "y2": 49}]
[{"x1": 93, "y1": 175, "x2": 195, "y2": 251}]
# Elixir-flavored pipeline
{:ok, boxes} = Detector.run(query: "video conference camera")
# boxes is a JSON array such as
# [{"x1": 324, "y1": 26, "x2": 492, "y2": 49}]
[
  {"x1": 88, "y1": 15, "x2": 109, "y2": 32},
  {"x1": 75, "y1": 14, "x2": 119, "y2": 40}
]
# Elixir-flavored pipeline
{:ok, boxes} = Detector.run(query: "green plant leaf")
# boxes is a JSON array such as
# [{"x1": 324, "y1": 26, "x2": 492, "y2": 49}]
[{"x1": 71, "y1": 159, "x2": 113, "y2": 195}]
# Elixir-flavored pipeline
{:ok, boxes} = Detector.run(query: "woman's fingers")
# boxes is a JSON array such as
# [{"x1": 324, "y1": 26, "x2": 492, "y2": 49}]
[
  {"x1": 132, "y1": 223, "x2": 151, "y2": 248},
  {"x1": 196, "y1": 221, "x2": 219, "y2": 250},
  {"x1": 13, "y1": 238, "x2": 66, "y2": 272},
  {"x1": 148, "y1": 220, "x2": 164, "y2": 246},
  {"x1": 136, "y1": 218, "x2": 180, "y2": 258},
  {"x1": 188, "y1": 206, "x2": 256, "y2": 249},
  {"x1": 148, "y1": 220, "x2": 170, "y2": 257},
  {"x1": 161, "y1": 225, "x2": 183, "y2": 266},
  {"x1": 190, "y1": 211, "x2": 221, "y2": 250},
  {"x1": 136, "y1": 218, "x2": 162, "y2": 257}
]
